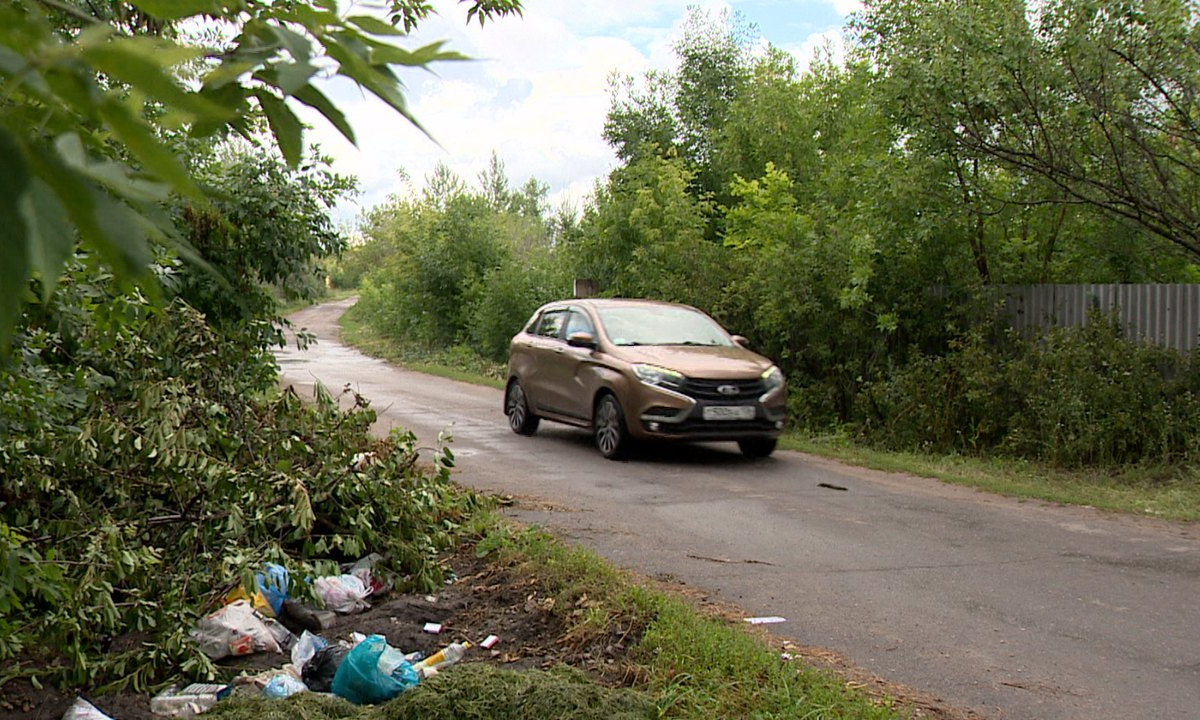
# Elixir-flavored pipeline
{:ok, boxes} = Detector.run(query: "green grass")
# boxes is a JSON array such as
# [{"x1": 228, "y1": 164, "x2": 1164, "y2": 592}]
[
  {"x1": 207, "y1": 664, "x2": 655, "y2": 720},
  {"x1": 782, "y1": 433, "x2": 1200, "y2": 522},
  {"x1": 332, "y1": 297, "x2": 1200, "y2": 523}
]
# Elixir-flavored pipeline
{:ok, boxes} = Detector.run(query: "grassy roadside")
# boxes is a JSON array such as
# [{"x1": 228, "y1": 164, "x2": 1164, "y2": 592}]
[
  {"x1": 465, "y1": 514, "x2": 906, "y2": 719},
  {"x1": 206, "y1": 512, "x2": 909, "y2": 720},
  {"x1": 782, "y1": 435, "x2": 1200, "y2": 522},
  {"x1": 338, "y1": 300, "x2": 507, "y2": 389},
  {"x1": 335, "y1": 299, "x2": 1200, "y2": 523}
]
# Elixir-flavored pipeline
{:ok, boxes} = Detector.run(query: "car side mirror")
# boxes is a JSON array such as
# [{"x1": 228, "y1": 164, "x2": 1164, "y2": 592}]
[
  {"x1": 731, "y1": 334, "x2": 749, "y2": 347},
  {"x1": 567, "y1": 331, "x2": 597, "y2": 349}
]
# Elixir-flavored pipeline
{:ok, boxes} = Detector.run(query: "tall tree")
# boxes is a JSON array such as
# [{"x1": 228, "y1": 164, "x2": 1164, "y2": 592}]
[{"x1": 857, "y1": 0, "x2": 1200, "y2": 264}]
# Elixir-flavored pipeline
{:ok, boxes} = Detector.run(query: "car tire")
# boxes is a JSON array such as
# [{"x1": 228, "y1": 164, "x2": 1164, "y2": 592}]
[
  {"x1": 593, "y1": 393, "x2": 630, "y2": 460},
  {"x1": 505, "y1": 379, "x2": 539, "y2": 436},
  {"x1": 738, "y1": 437, "x2": 777, "y2": 459}
]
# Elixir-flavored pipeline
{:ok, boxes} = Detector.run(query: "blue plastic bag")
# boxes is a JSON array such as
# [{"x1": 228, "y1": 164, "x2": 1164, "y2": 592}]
[
  {"x1": 330, "y1": 635, "x2": 420, "y2": 705},
  {"x1": 255, "y1": 563, "x2": 289, "y2": 616},
  {"x1": 263, "y1": 674, "x2": 308, "y2": 699}
]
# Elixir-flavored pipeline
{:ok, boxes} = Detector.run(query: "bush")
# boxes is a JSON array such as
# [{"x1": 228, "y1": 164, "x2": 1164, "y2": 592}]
[
  {"x1": 856, "y1": 312, "x2": 1200, "y2": 466},
  {"x1": 0, "y1": 263, "x2": 476, "y2": 690}
]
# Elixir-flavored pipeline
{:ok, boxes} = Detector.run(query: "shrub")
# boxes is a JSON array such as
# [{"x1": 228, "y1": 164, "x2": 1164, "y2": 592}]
[
  {"x1": 856, "y1": 312, "x2": 1200, "y2": 467},
  {"x1": 1, "y1": 263, "x2": 475, "y2": 690}
]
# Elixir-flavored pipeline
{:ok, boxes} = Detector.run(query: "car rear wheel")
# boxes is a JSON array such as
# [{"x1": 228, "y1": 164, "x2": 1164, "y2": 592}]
[
  {"x1": 594, "y1": 393, "x2": 630, "y2": 460},
  {"x1": 738, "y1": 437, "x2": 777, "y2": 459},
  {"x1": 505, "y1": 379, "x2": 539, "y2": 436}
]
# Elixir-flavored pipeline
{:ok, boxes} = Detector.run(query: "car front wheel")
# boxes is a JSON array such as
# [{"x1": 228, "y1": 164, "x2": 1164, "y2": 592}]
[
  {"x1": 593, "y1": 394, "x2": 630, "y2": 460},
  {"x1": 738, "y1": 437, "x2": 777, "y2": 459},
  {"x1": 505, "y1": 379, "x2": 540, "y2": 436}
]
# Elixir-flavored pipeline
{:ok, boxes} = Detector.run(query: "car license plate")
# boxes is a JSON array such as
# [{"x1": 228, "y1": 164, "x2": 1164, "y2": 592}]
[{"x1": 702, "y1": 405, "x2": 755, "y2": 421}]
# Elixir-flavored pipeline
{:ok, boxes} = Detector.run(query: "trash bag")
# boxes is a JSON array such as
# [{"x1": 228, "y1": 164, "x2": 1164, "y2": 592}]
[
  {"x1": 348, "y1": 553, "x2": 393, "y2": 596},
  {"x1": 291, "y1": 630, "x2": 328, "y2": 673},
  {"x1": 330, "y1": 634, "x2": 420, "y2": 705},
  {"x1": 255, "y1": 563, "x2": 290, "y2": 617},
  {"x1": 314, "y1": 574, "x2": 371, "y2": 614},
  {"x1": 263, "y1": 674, "x2": 308, "y2": 699},
  {"x1": 302, "y1": 644, "x2": 350, "y2": 693},
  {"x1": 191, "y1": 600, "x2": 288, "y2": 660}
]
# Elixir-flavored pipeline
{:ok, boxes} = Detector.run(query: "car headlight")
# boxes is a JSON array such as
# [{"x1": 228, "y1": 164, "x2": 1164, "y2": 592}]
[
  {"x1": 761, "y1": 365, "x2": 784, "y2": 392},
  {"x1": 633, "y1": 364, "x2": 685, "y2": 390}
]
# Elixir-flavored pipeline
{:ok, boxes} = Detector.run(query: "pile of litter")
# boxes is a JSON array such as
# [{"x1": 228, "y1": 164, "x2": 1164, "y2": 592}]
[
  {"x1": 62, "y1": 555, "x2": 478, "y2": 718},
  {"x1": 19, "y1": 544, "x2": 655, "y2": 720}
]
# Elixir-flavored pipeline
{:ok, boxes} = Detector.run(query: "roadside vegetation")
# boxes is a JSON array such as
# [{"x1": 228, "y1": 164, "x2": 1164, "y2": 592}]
[
  {"x1": 336, "y1": 1, "x2": 1200, "y2": 507},
  {"x1": 202, "y1": 517, "x2": 907, "y2": 720},
  {"x1": 337, "y1": 311, "x2": 1200, "y2": 521},
  {"x1": 3, "y1": 0, "x2": 1198, "y2": 712}
]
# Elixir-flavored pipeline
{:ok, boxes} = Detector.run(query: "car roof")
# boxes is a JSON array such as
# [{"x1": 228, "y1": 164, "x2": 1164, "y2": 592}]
[{"x1": 542, "y1": 298, "x2": 701, "y2": 312}]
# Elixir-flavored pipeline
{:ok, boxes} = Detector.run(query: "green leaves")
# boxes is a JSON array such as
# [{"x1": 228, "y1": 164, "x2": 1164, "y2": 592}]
[
  {"x1": 0, "y1": 127, "x2": 31, "y2": 353},
  {"x1": 129, "y1": 1, "x2": 227, "y2": 21},
  {"x1": 255, "y1": 92, "x2": 304, "y2": 167},
  {"x1": 1, "y1": 0, "x2": 520, "y2": 353}
]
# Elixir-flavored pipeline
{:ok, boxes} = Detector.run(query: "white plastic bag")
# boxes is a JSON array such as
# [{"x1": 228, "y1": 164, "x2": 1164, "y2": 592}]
[
  {"x1": 314, "y1": 574, "x2": 371, "y2": 614},
  {"x1": 191, "y1": 599, "x2": 287, "y2": 660},
  {"x1": 291, "y1": 630, "x2": 329, "y2": 673}
]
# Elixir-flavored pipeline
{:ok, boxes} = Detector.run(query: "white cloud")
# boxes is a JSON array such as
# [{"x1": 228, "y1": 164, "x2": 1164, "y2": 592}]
[
  {"x1": 784, "y1": 27, "x2": 852, "y2": 72},
  {"x1": 829, "y1": 0, "x2": 863, "y2": 16},
  {"x1": 297, "y1": 0, "x2": 852, "y2": 226}
]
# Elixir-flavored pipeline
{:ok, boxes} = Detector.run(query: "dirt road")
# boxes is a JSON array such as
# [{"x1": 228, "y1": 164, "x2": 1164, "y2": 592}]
[{"x1": 279, "y1": 298, "x2": 1200, "y2": 720}]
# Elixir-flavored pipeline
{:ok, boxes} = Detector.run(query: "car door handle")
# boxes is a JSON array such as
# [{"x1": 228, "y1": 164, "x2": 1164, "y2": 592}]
[{"x1": 554, "y1": 347, "x2": 565, "y2": 354}]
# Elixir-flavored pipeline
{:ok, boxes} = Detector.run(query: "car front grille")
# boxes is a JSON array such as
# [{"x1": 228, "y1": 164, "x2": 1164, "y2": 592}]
[{"x1": 680, "y1": 378, "x2": 766, "y2": 401}]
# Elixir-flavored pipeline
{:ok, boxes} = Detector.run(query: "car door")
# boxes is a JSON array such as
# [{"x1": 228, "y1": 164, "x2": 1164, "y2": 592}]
[
  {"x1": 523, "y1": 308, "x2": 568, "y2": 415},
  {"x1": 539, "y1": 308, "x2": 597, "y2": 421}
]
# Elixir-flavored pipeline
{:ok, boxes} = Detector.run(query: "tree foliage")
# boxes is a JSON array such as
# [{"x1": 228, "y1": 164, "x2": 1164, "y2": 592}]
[
  {"x1": 0, "y1": 0, "x2": 523, "y2": 691},
  {"x1": 350, "y1": 161, "x2": 570, "y2": 362},
  {"x1": 341, "y1": 1, "x2": 1198, "y2": 468},
  {"x1": 856, "y1": 0, "x2": 1200, "y2": 264},
  {"x1": 0, "y1": 0, "x2": 519, "y2": 351}
]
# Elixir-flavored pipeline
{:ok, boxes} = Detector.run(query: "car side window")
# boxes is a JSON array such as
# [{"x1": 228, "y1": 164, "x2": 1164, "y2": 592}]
[
  {"x1": 564, "y1": 310, "x2": 594, "y2": 338},
  {"x1": 535, "y1": 309, "x2": 567, "y2": 338}
]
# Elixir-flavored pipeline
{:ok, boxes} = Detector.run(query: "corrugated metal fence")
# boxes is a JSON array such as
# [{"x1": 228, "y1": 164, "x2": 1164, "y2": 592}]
[{"x1": 998, "y1": 284, "x2": 1200, "y2": 354}]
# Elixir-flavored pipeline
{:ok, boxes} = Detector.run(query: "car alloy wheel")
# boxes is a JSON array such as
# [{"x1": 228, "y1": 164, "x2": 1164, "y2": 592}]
[
  {"x1": 505, "y1": 380, "x2": 539, "y2": 436},
  {"x1": 594, "y1": 394, "x2": 629, "y2": 459}
]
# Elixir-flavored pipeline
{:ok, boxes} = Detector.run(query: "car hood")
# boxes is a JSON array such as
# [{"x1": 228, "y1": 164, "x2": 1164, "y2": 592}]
[{"x1": 610, "y1": 344, "x2": 774, "y2": 379}]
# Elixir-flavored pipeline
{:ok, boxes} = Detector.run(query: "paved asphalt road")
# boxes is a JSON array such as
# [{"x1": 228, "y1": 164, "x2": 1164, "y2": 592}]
[{"x1": 279, "y1": 298, "x2": 1200, "y2": 720}]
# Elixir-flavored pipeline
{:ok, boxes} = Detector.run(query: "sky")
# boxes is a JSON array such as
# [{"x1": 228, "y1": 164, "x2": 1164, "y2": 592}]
[{"x1": 302, "y1": 1, "x2": 863, "y2": 227}]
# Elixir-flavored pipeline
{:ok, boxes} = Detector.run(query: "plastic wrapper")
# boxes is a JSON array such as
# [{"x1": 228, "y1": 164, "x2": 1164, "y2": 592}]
[
  {"x1": 255, "y1": 563, "x2": 290, "y2": 617},
  {"x1": 291, "y1": 630, "x2": 328, "y2": 673},
  {"x1": 263, "y1": 674, "x2": 308, "y2": 699}
]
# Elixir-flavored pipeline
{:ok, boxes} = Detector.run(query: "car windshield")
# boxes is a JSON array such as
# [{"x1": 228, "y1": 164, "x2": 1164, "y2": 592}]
[{"x1": 596, "y1": 305, "x2": 734, "y2": 347}]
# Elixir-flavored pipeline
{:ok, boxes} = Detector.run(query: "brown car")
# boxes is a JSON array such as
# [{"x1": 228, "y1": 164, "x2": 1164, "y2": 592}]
[{"x1": 504, "y1": 299, "x2": 786, "y2": 459}]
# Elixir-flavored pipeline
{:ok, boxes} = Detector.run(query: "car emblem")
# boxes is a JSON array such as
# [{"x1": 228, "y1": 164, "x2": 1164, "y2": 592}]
[{"x1": 717, "y1": 384, "x2": 739, "y2": 396}]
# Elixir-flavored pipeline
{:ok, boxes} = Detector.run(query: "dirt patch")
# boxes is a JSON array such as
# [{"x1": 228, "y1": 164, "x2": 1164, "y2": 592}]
[{"x1": 2, "y1": 542, "x2": 980, "y2": 720}]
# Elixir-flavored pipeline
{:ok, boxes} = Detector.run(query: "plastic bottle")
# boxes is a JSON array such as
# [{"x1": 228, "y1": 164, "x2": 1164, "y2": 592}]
[
  {"x1": 413, "y1": 641, "x2": 470, "y2": 676},
  {"x1": 149, "y1": 683, "x2": 231, "y2": 717}
]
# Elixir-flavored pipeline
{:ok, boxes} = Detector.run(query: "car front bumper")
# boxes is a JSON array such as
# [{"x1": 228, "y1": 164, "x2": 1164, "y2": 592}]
[{"x1": 628, "y1": 383, "x2": 786, "y2": 441}]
